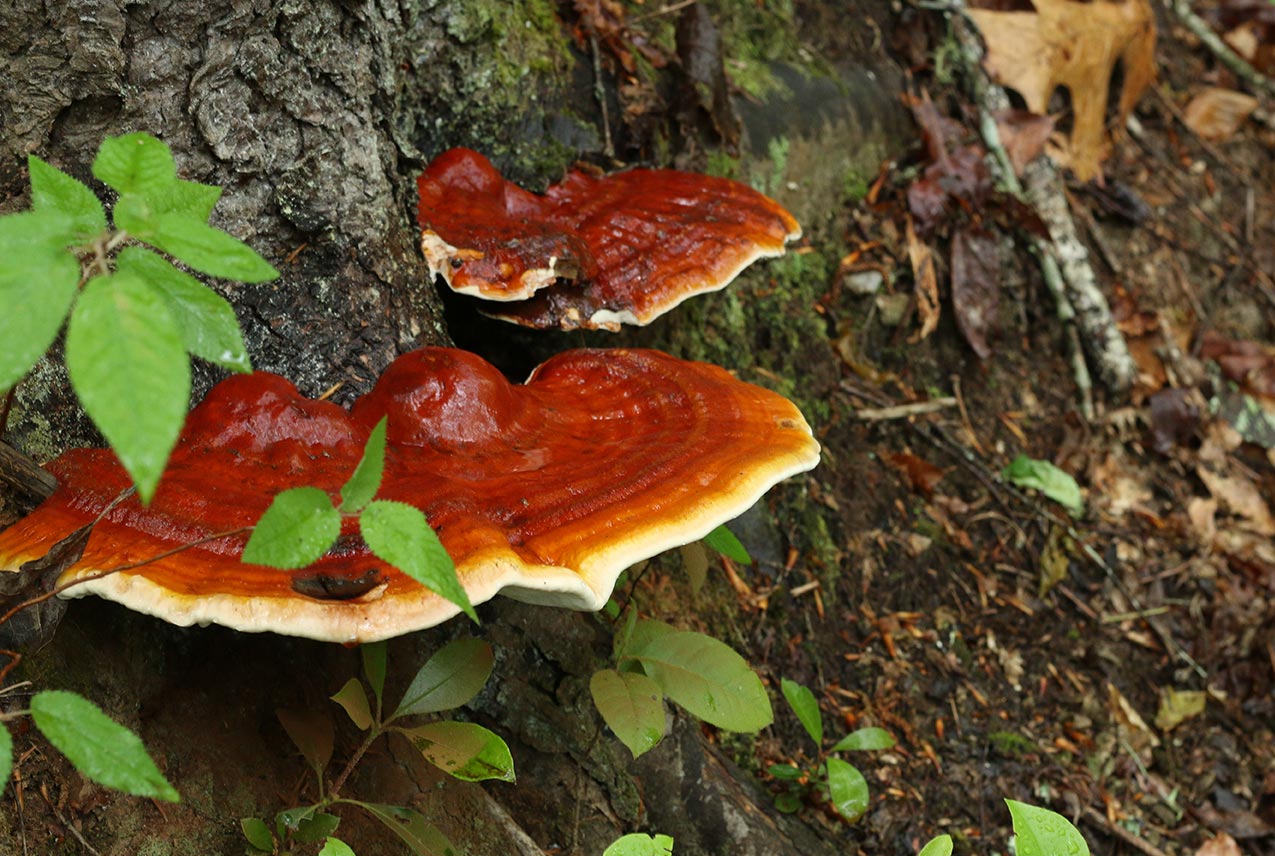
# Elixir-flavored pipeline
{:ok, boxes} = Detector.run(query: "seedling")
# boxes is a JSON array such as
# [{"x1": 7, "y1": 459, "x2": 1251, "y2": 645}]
[{"x1": 914, "y1": 800, "x2": 1090, "y2": 855}]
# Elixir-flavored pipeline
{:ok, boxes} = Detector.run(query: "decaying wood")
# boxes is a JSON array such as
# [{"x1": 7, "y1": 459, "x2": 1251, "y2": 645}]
[{"x1": 0, "y1": 441, "x2": 56, "y2": 505}]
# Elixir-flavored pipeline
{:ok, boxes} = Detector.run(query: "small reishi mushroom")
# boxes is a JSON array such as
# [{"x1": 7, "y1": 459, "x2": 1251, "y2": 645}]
[
  {"x1": 0, "y1": 348, "x2": 819, "y2": 643},
  {"x1": 417, "y1": 147, "x2": 802, "y2": 331}
]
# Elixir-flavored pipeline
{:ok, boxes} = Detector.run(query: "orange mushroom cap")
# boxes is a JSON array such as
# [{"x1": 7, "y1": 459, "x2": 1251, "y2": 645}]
[
  {"x1": 0, "y1": 348, "x2": 819, "y2": 643},
  {"x1": 417, "y1": 148, "x2": 802, "y2": 330}
]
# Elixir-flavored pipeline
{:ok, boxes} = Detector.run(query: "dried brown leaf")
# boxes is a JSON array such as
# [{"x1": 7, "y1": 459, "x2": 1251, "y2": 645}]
[
  {"x1": 906, "y1": 217, "x2": 940, "y2": 342},
  {"x1": 886, "y1": 451, "x2": 946, "y2": 498},
  {"x1": 1183, "y1": 87, "x2": 1259, "y2": 141},
  {"x1": 950, "y1": 228, "x2": 1000, "y2": 359},
  {"x1": 1195, "y1": 833, "x2": 1243, "y2": 856},
  {"x1": 994, "y1": 109, "x2": 1060, "y2": 176}
]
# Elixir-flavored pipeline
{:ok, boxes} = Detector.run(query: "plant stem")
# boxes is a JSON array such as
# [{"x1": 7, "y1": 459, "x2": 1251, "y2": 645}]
[{"x1": 328, "y1": 727, "x2": 381, "y2": 799}]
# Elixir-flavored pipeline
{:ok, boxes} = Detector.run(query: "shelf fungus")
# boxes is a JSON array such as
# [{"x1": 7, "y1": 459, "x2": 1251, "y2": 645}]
[
  {"x1": 0, "y1": 348, "x2": 819, "y2": 643},
  {"x1": 417, "y1": 147, "x2": 802, "y2": 330}
]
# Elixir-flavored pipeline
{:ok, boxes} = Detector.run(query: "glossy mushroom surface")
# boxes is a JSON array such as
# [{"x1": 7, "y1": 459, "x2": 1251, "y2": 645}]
[
  {"x1": 0, "y1": 348, "x2": 819, "y2": 642},
  {"x1": 417, "y1": 148, "x2": 801, "y2": 330}
]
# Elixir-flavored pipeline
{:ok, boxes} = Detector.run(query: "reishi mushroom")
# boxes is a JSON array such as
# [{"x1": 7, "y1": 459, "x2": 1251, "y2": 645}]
[
  {"x1": 0, "y1": 348, "x2": 819, "y2": 643},
  {"x1": 417, "y1": 147, "x2": 802, "y2": 330}
]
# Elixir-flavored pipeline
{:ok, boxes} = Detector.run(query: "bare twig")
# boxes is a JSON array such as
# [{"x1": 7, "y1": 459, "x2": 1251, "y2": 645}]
[
  {"x1": 1164, "y1": 0, "x2": 1275, "y2": 97},
  {"x1": 849, "y1": 396, "x2": 957, "y2": 421}
]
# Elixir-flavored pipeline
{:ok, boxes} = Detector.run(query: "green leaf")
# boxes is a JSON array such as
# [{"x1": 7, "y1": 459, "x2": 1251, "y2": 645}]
[
  {"x1": 240, "y1": 817, "x2": 274, "y2": 852},
  {"x1": 360, "y1": 499, "x2": 474, "y2": 622},
  {"x1": 1006, "y1": 800, "x2": 1090, "y2": 856},
  {"x1": 343, "y1": 801, "x2": 454, "y2": 856},
  {"x1": 589, "y1": 669, "x2": 666, "y2": 759},
  {"x1": 703, "y1": 524, "x2": 751, "y2": 565},
  {"x1": 294, "y1": 812, "x2": 341, "y2": 844},
  {"x1": 242, "y1": 487, "x2": 341, "y2": 569},
  {"x1": 318, "y1": 839, "x2": 357, "y2": 856},
  {"x1": 362, "y1": 641, "x2": 387, "y2": 709},
  {"x1": 340, "y1": 418, "x2": 387, "y2": 513},
  {"x1": 277, "y1": 804, "x2": 319, "y2": 832},
  {"x1": 30, "y1": 690, "x2": 178, "y2": 801},
  {"x1": 115, "y1": 246, "x2": 251, "y2": 372},
  {"x1": 0, "y1": 724, "x2": 11, "y2": 797},
  {"x1": 831, "y1": 727, "x2": 896, "y2": 752},
  {"x1": 276, "y1": 708, "x2": 334, "y2": 776},
  {"x1": 0, "y1": 225, "x2": 79, "y2": 391},
  {"x1": 65, "y1": 271, "x2": 190, "y2": 503},
  {"x1": 114, "y1": 195, "x2": 278, "y2": 283},
  {"x1": 774, "y1": 792, "x2": 802, "y2": 813},
  {"x1": 767, "y1": 763, "x2": 804, "y2": 781},
  {"x1": 92, "y1": 132, "x2": 176, "y2": 195},
  {"x1": 399, "y1": 720, "x2": 515, "y2": 783},
  {"x1": 391, "y1": 638, "x2": 493, "y2": 720},
  {"x1": 624, "y1": 623, "x2": 772, "y2": 732},
  {"x1": 331, "y1": 678, "x2": 373, "y2": 730},
  {"x1": 679, "y1": 543, "x2": 709, "y2": 594},
  {"x1": 1002, "y1": 454, "x2": 1084, "y2": 515},
  {"x1": 164, "y1": 179, "x2": 223, "y2": 221},
  {"x1": 603, "y1": 833, "x2": 675, "y2": 856},
  {"x1": 917, "y1": 835, "x2": 954, "y2": 856},
  {"x1": 28, "y1": 156, "x2": 106, "y2": 241},
  {"x1": 780, "y1": 678, "x2": 823, "y2": 747},
  {"x1": 825, "y1": 757, "x2": 869, "y2": 822}
]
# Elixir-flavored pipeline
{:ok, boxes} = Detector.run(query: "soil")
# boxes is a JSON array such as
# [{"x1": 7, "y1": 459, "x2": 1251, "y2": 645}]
[{"x1": 1, "y1": 2, "x2": 1274, "y2": 856}]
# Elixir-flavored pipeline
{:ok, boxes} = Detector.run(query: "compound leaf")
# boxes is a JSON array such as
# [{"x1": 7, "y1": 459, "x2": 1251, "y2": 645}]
[
  {"x1": 243, "y1": 487, "x2": 340, "y2": 569},
  {"x1": 28, "y1": 156, "x2": 106, "y2": 241},
  {"x1": 92, "y1": 132, "x2": 175, "y2": 195},
  {"x1": 361, "y1": 500, "x2": 473, "y2": 622},
  {"x1": 340, "y1": 417, "x2": 386, "y2": 513}
]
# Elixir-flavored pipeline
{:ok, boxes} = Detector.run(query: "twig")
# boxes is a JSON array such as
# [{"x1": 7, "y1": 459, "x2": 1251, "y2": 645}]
[
  {"x1": 588, "y1": 34, "x2": 615, "y2": 160},
  {"x1": 1165, "y1": 0, "x2": 1275, "y2": 97},
  {"x1": 849, "y1": 397, "x2": 956, "y2": 421},
  {"x1": 1082, "y1": 806, "x2": 1170, "y2": 856}
]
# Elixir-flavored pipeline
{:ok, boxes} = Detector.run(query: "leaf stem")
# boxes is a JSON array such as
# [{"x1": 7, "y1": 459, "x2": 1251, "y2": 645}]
[{"x1": 328, "y1": 726, "x2": 380, "y2": 800}]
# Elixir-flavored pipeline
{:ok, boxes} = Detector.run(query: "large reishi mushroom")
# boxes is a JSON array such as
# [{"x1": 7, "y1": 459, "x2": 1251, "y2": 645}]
[
  {"x1": 417, "y1": 148, "x2": 802, "y2": 330},
  {"x1": 0, "y1": 348, "x2": 819, "y2": 643}
]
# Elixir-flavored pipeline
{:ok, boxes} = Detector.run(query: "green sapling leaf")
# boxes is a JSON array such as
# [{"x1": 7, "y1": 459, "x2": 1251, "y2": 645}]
[
  {"x1": 28, "y1": 156, "x2": 106, "y2": 241},
  {"x1": 825, "y1": 757, "x2": 869, "y2": 822},
  {"x1": 360, "y1": 499, "x2": 475, "y2": 622},
  {"x1": 294, "y1": 812, "x2": 341, "y2": 844},
  {"x1": 65, "y1": 271, "x2": 191, "y2": 503},
  {"x1": 340, "y1": 417, "x2": 387, "y2": 513},
  {"x1": 242, "y1": 487, "x2": 341, "y2": 568},
  {"x1": 589, "y1": 668, "x2": 666, "y2": 759},
  {"x1": 163, "y1": 179, "x2": 222, "y2": 221},
  {"x1": 276, "y1": 708, "x2": 334, "y2": 777},
  {"x1": 141, "y1": 215, "x2": 279, "y2": 283},
  {"x1": 624, "y1": 622, "x2": 773, "y2": 732},
  {"x1": 767, "y1": 763, "x2": 804, "y2": 781},
  {"x1": 318, "y1": 839, "x2": 357, "y2": 856},
  {"x1": 1002, "y1": 454, "x2": 1084, "y2": 515},
  {"x1": 916, "y1": 835, "x2": 954, "y2": 856},
  {"x1": 331, "y1": 678, "x2": 373, "y2": 730},
  {"x1": 30, "y1": 690, "x2": 179, "y2": 801},
  {"x1": 780, "y1": 678, "x2": 823, "y2": 746},
  {"x1": 603, "y1": 833, "x2": 675, "y2": 856},
  {"x1": 240, "y1": 817, "x2": 275, "y2": 852},
  {"x1": 92, "y1": 132, "x2": 176, "y2": 195},
  {"x1": 0, "y1": 724, "x2": 11, "y2": 797},
  {"x1": 830, "y1": 727, "x2": 896, "y2": 752},
  {"x1": 1006, "y1": 800, "x2": 1090, "y2": 856},
  {"x1": 341, "y1": 801, "x2": 454, "y2": 856},
  {"x1": 392, "y1": 638, "x2": 493, "y2": 719},
  {"x1": 362, "y1": 640, "x2": 388, "y2": 709},
  {"x1": 0, "y1": 220, "x2": 79, "y2": 391},
  {"x1": 115, "y1": 246, "x2": 251, "y2": 372},
  {"x1": 399, "y1": 720, "x2": 515, "y2": 783},
  {"x1": 703, "y1": 524, "x2": 751, "y2": 564}
]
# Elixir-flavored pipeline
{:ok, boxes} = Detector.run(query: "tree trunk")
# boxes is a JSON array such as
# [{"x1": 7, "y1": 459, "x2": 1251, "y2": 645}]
[{"x1": 0, "y1": 2, "x2": 909, "y2": 853}]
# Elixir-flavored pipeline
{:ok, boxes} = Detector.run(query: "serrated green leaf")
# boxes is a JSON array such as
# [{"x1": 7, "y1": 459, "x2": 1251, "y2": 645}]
[
  {"x1": 831, "y1": 727, "x2": 896, "y2": 752},
  {"x1": 0, "y1": 229, "x2": 79, "y2": 391},
  {"x1": 703, "y1": 524, "x2": 751, "y2": 565},
  {"x1": 294, "y1": 811, "x2": 341, "y2": 844},
  {"x1": 624, "y1": 623, "x2": 772, "y2": 732},
  {"x1": 826, "y1": 757, "x2": 869, "y2": 822},
  {"x1": 917, "y1": 835, "x2": 954, "y2": 856},
  {"x1": 0, "y1": 724, "x2": 11, "y2": 797},
  {"x1": 343, "y1": 801, "x2": 454, "y2": 856},
  {"x1": 318, "y1": 838, "x2": 357, "y2": 856},
  {"x1": 399, "y1": 720, "x2": 515, "y2": 783},
  {"x1": 242, "y1": 487, "x2": 341, "y2": 568},
  {"x1": 340, "y1": 418, "x2": 386, "y2": 513},
  {"x1": 780, "y1": 678, "x2": 823, "y2": 747},
  {"x1": 65, "y1": 271, "x2": 190, "y2": 502},
  {"x1": 28, "y1": 156, "x2": 106, "y2": 241},
  {"x1": 603, "y1": 833, "x2": 675, "y2": 856},
  {"x1": 1006, "y1": 800, "x2": 1090, "y2": 856},
  {"x1": 590, "y1": 669, "x2": 666, "y2": 759},
  {"x1": 391, "y1": 638, "x2": 492, "y2": 720},
  {"x1": 92, "y1": 132, "x2": 176, "y2": 195},
  {"x1": 276, "y1": 708, "x2": 334, "y2": 776},
  {"x1": 116, "y1": 199, "x2": 278, "y2": 283},
  {"x1": 164, "y1": 179, "x2": 222, "y2": 221},
  {"x1": 362, "y1": 641, "x2": 387, "y2": 709},
  {"x1": 331, "y1": 678, "x2": 373, "y2": 731},
  {"x1": 115, "y1": 246, "x2": 250, "y2": 372},
  {"x1": 240, "y1": 817, "x2": 274, "y2": 852},
  {"x1": 1003, "y1": 454, "x2": 1084, "y2": 515},
  {"x1": 30, "y1": 690, "x2": 178, "y2": 801},
  {"x1": 360, "y1": 499, "x2": 474, "y2": 622}
]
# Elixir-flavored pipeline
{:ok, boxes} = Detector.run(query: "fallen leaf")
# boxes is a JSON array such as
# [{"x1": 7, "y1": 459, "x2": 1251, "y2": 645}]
[
  {"x1": 906, "y1": 217, "x2": 940, "y2": 342},
  {"x1": 994, "y1": 109, "x2": 1060, "y2": 176},
  {"x1": 1107, "y1": 682, "x2": 1160, "y2": 763},
  {"x1": 1149, "y1": 388, "x2": 1201, "y2": 454},
  {"x1": 1195, "y1": 832, "x2": 1242, "y2": 856},
  {"x1": 886, "y1": 451, "x2": 947, "y2": 498},
  {"x1": 1187, "y1": 496, "x2": 1218, "y2": 547},
  {"x1": 1154, "y1": 687, "x2": 1207, "y2": 731},
  {"x1": 950, "y1": 228, "x2": 1000, "y2": 359},
  {"x1": 1182, "y1": 87, "x2": 1259, "y2": 140},
  {"x1": 1038, "y1": 525, "x2": 1072, "y2": 597},
  {"x1": 967, "y1": 0, "x2": 1156, "y2": 181},
  {"x1": 1196, "y1": 465, "x2": 1275, "y2": 536}
]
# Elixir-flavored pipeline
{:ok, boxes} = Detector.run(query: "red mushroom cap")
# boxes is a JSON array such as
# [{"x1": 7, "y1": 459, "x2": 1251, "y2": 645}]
[
  {"x1": 0, "y1": 348, "x2": 819, "y2": 642},
  {"x1": 417, "y1": 148, "x2": 801, "y2": 330}
]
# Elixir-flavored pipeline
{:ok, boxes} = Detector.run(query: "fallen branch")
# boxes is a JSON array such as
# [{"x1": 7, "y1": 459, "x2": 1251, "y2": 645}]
[
  {"x1": 849, "y1": 396, "x2": 957, "y2": 421},
  {"x1": 1165, "y1": 0, "x2": 1275, "y2": 98}
]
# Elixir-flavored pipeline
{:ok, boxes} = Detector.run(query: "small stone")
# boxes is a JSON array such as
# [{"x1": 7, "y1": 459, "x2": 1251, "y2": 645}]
[
  {"x1": 876, "y1": 292, "x2": 910, "y2": 326},
  {"x1": 845, "y1": 270, "x2": 884, "y2": 295}
]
